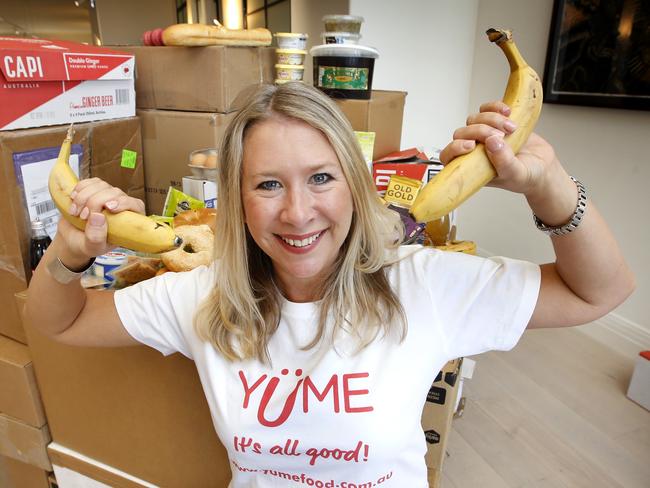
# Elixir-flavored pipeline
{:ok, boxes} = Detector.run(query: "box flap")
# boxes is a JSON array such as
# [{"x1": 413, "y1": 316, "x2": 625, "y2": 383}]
[{"x1": 0, "y1": 36, "x2": 134, "y2": 82}]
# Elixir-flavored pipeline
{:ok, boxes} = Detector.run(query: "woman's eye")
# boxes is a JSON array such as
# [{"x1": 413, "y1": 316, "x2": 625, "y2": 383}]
[
  {"x1": 258, "y1": 180, "x2": 281, "y2": 191},
  {"x1": 311, "y1": 173, "x2": 332, "y2": 185}
]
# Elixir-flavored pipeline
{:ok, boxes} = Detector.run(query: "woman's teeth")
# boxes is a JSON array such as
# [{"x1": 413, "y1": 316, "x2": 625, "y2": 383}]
[{"x1": 281, "y1": 232, "x2": 321, "y2": 248}]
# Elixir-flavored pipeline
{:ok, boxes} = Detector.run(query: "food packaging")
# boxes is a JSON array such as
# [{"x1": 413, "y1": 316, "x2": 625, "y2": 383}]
[
  {"x1": 275, "y1": 64, "x2": 305, "y2": 81},
  {"x1": 188, "y1": 148, "x2": 218, "y2": 179},
  {"x1": 274, "y1": 32, "x2": 309, "y2": 50},
  {"x1": 322, "y1": 14, "x2": 364, "y2": 34},
  {"x1": 93, "y1": 251, "x2": 129, "y2": 287},
  {"x1": 275, "y1": 48, "x2": 307, "y2": 65},
  {"x1": 310, "y1": 44, "x2": 379, "y2": 100},
  {"x1": 162, "y1": 187, "x2": 205, "y2": 218},
  {"x1": 322, "y1": 31, "x2": 361, "y2": 45}
]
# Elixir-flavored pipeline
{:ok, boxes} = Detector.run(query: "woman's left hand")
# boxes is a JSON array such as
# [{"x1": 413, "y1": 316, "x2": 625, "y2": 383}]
[{"x1": 439, "y1": 101, "x2": 559, "y2": 197}]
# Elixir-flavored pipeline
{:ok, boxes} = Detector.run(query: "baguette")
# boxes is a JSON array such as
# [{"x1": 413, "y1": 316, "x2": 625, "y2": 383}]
[{"x1": 162, "y1": 23, "x2": 272, "y2": 46}]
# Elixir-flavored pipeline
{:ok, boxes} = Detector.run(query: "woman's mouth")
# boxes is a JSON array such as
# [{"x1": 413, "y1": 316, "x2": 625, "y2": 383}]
[{"x1": 276, "y1": 230, "x2": 325, "y2": 252}]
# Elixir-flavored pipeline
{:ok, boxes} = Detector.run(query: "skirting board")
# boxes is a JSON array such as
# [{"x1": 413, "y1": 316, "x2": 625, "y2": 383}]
[{"x1": 475, "y1": 245, "x2": 650, "y2": 358}]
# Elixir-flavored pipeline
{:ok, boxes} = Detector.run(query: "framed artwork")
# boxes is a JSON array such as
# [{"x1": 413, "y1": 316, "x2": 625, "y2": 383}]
[{"x1": 542, "y1": 0, "x2": 650, "y2": 111}]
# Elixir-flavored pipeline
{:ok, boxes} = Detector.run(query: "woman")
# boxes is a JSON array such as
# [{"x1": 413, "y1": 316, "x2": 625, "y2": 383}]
[{"x1": 27, "y1": 82, "x2": 634, "y2": 487}]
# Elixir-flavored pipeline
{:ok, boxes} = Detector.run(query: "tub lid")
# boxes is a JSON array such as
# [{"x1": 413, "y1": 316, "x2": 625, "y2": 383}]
[
  {"x1": 274, "y1": 32, "x2": 309, "y2": 38},
  {"x1": 276, "y1": 48, "x2": 308, "y2": 55},
  {"x1": 322, "y1": 14, "x2": 365, "y2": 24},
  {"x1": 321, "y1": 31, "x2": 362, "y2": 40},
  {"x1": 310, "y1": 44, "x2": 379, "y2": 58}
]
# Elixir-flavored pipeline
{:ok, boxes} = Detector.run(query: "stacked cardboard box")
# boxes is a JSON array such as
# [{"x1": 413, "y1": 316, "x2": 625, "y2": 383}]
[
  {"x1": 117, "y1": 45, "x2": 277, "y2": 214},
  {"x1": 0, "y1": 37, "x2": 145, "y2": 486}
]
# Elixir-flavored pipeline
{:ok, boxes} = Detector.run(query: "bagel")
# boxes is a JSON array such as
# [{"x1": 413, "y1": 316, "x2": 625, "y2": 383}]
[
  {"x1": 161, "y1": 224, "x2": 214, "y2": 272},
  {"x1": 173, "y1": 208, "x2": 217, "y2": 233}
]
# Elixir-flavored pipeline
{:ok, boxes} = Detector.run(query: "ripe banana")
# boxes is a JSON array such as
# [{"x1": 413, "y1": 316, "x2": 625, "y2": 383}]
[
  {"x1": 48, "y1": 126, "x2": 180, "y2": 253},
  {"x1": 410, "y1": 28, "x2": 543, "y2": 222}
]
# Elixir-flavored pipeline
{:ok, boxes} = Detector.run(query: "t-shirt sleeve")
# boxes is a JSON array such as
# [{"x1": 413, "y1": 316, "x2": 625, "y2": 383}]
[
  {"x1": 415, "y1": 248, "x2": 540, "y2": 360},
  {"x1": 113, "y1": 265, "x2": 214, "y2": 359}
]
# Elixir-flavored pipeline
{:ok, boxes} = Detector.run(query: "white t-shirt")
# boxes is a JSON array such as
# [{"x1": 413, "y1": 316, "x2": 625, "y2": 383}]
[{"x1": 114, "y1": 245, "x2": 540, "y2": 487}]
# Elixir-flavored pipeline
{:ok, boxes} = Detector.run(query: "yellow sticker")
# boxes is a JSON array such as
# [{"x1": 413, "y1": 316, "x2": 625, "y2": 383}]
[{"x1": 384, "y1": 175, "x2": 422, "y2": 208}]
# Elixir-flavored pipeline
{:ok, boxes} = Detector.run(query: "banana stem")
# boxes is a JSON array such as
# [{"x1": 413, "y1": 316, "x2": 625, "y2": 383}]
[
  {"x1": 65, "y1": 124, "x2": 75, "y2": 142},
  {"x1": 486, "y1": 28, "x2": 527, "y2": 71}
]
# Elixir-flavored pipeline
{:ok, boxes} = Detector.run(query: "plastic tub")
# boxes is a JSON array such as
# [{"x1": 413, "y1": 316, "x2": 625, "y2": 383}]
[
  {"x1": 275, "y1": 64, "x2": 305, "y2": 81},
  {"x1": 274, "y1": 32, "x2": 309, "y2": 50},
  {"x1": 274, "y1": 79, "x2": 303, "y2": 85},
  {"x1": 322, "y1": 31, "x2": 361, "y2": 45},
  {"x1": 322, "y1": 15, "x2": 364, "y2": 34},
  {"x1": 310, "y1": 44, "x2": 379, "y2": 100},
  {"x1": 275, "y1": 48, "x2": 307, "y2": 66},
  {"x1": 94, "y1": 251, "x2": 128, "y2": 287}
]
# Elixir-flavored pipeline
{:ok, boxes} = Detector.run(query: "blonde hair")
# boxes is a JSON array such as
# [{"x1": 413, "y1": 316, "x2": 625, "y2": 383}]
[{"x1": 194, "y1": 82, "x2": 405, "y2": 362}]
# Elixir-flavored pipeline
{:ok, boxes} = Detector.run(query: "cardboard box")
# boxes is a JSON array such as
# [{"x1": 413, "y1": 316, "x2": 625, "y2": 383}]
[
  {"x1": 15, "y1": 292, "x2": 231, "y2": 487},
  {"x1": 627, "y1": 351, "x2": 650, "y2": 411},
  {"x1": 49, "y1": 443, "x2": 153, "y2": 488},
  {"x1": 334, "y1": 90, "x2": 406, "y2": 160},
  {"x1": 372, "y1": 148, "x2": 443, "y2": 195},
  {"x1": 0, "y1": 413, "x2": 51, "y2": 470},
  {"x1": 182, "y1": 176, "x2": 217, "y2": 208},
  {"x1": 118, "y1": 46, "x2": 275, "y2": 113},
  {"x1": 421, "y1": 358, "x2": 462, "y2": 486},
  {"x1": 0, "y1": 37, "x2": 135, "y2": 130},
  {"x1": 0, "y1": 335, "x2": 46, "y2": 427},
  {"x1": 0, "y1": 117, "x2": 144, "y2": 343},
  {"x1": 138, "y1": 109, "x2": 235, "y2": 214},
  {"x1": 0, "y1": 455, "x2": 52, "y2": 488}
]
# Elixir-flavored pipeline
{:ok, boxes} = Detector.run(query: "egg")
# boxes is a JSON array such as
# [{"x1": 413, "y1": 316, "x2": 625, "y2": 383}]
[
  {"x1": 191, "y1": 152, "x2": 208, "y2": 166},
  {"x1": 204, "y1": 154, "x2": 218, "y2": 168}
]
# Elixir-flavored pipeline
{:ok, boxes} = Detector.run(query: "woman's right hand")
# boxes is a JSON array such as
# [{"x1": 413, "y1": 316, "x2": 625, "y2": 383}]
[{"x1": 56, "y1": 178, "x2": 145, "y2": 265}]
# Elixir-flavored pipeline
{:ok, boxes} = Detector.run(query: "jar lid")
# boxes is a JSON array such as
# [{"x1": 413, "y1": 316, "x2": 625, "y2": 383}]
[
  {"x1": 275, "y1": 48, "x2": 307, "y2": 55},
  {"x1": 322, "y1": 14, "x2": 365, "y2": 24},
  {"x1": 321, "y1": 31, "x2": 362, "y2": 40},
  {"x1": 274, "y1": 32, "x2": 309, "y2": 38},
  {"x1": 95, "y1": 251, "x2": 128, "y2": 266},
  {"x1": 310, "y1": 44, "x2": 379, "y2": 58},
  {"x1": 31, "y1": 219, "x2": 45, "y2": 231}
]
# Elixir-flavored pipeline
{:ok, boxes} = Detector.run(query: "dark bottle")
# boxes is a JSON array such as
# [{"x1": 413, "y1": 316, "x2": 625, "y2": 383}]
[{"x1": 30, "y1": 219, "x2": 52, "y2": 271}]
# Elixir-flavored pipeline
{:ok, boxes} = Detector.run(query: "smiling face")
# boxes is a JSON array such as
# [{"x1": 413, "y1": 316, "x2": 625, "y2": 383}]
[{"x1": 241, "y1": 115, "x2": 354, "y2": 302}]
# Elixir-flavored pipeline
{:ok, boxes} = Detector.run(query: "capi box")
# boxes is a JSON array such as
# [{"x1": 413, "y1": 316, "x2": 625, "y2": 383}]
[{"x1": 0, "y1": 37, "x2": 135, "y2": 130}]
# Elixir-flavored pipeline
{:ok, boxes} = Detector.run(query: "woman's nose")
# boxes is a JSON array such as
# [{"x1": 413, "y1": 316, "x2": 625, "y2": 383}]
[{"x1": 281, "y1": 187, "x2": 314, "y2": 226}]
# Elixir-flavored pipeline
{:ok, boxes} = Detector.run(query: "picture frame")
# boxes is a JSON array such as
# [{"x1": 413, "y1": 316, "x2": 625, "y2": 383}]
[{"x1": 542, "y1": 0, "x2": 650, "y2": 111}]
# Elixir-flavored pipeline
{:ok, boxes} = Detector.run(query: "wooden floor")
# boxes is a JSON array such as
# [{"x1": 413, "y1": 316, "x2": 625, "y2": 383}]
[{"x1": 441, "y1": 325, "x2": 650, "y2": 488}]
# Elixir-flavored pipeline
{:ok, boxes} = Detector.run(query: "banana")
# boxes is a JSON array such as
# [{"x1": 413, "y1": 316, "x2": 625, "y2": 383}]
[
  {"x1": 410, "y1": 28, "x2": 543, "y2": 222},
  {"x1": 48, "y1": 126, "x2": 181, "y2": 253}
]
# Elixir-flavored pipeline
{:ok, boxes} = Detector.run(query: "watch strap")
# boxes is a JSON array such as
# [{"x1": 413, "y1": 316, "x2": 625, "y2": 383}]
[
  {"x1": 533, "y1": 176, "x2": 587, "y2": 237},
  {"x1": 46, "y1": 256, "x2": 96, "y2": 285}
]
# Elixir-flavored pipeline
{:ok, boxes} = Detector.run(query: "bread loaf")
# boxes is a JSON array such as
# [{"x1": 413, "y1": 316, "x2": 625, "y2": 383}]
[{"x1": 162, "y1": 23, "x2": 272, "y2": 46}]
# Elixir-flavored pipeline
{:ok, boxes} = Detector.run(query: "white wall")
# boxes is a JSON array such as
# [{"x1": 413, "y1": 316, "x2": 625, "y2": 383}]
[
  {"x1": 296, "y1": 0, "x2": 648, "y2": 335},
  {"x1": 350, "y1": 0, "x2": 479, "y2": 150},
  {"x1": 465, "y1": 0, "x2": 649, "y2": 331}
]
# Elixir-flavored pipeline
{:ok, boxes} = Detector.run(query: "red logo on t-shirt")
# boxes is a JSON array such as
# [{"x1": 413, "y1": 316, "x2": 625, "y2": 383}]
[{"x1": 239, "y1": 369, "x2": 374, "y2": 427}]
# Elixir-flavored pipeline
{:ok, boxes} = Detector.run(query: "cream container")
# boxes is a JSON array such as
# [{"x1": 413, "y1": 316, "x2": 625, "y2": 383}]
[
  {"x1": 275, "y1": 64, "x2": 305, "y2": 81},
  {"x1": 274, "y1": 32, "x2": 309, "y2": 50},
  {"x1": 322, "y1": 14, "x2": 364, "y2": 34},
  {"x1": 275, "y1": 48, "x2": 307, "y2": 66}
]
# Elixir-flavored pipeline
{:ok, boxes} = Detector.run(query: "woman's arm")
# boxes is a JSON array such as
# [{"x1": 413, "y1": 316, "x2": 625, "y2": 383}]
[
  {"x1": 27, "y1": 178, "x2": 143, "y2": 346},
  {"x1": 440, "y1": 101, "x2": 636, "y2": 329}
]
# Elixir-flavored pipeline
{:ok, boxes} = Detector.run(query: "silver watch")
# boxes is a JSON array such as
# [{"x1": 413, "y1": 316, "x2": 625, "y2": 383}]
[
  {"x1": 46, "y1": 256, "x2": 95, "y2": 284},
  {"x1": 533, "y1": 176, "x2": 587, "y2": 236}
]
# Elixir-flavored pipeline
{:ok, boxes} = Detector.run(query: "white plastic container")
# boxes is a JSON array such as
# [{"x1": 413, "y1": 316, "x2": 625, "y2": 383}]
[
  {"x1": 94, "y1": 251, "x2": 128, "y2": 287},
  {"x1": 275, "y1": 64, "x2": 305, "y2": 81},
  {"x1": 188, "y1": 148, "x2": 218, "y2": 179},
  {"x1": 274, "y1": 32, "x2": 309, "y2": 50},
  {"x1": 275, "y1": 48, "x2": 307, "y2": 66},
  {"x1": 322, "y1": 14, "x2": 364, "y2": 34}
]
